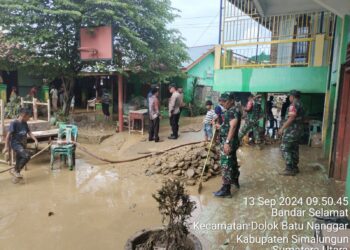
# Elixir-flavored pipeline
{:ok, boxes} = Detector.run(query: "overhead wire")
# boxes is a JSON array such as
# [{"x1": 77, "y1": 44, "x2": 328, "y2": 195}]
[{"x1": 192, "y1": 11, "x2": 220, "y2": 46}]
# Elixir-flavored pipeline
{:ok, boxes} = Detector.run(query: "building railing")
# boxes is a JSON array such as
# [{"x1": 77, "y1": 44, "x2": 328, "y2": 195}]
[
  {"x1": 220, "y1": 0, "x2": 335, "y2": 69},
  {"x1": 221, "y1": 36, "x2": 333, "y2": 68}
]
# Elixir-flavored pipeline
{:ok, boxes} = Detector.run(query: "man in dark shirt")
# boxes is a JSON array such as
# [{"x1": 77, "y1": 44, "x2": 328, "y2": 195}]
[
  {"x1": 148, "y1": 88, "x2": 161, "y2": 142},
  {"x1": 3, "y1": 108, "x2": 38, "y2": 180},
  {"x1": 101, "y1": 89, "x2": 111, "y2": 120},
  {"x1": 281, "y1": 96, "x2": 291, "y2": 122}
]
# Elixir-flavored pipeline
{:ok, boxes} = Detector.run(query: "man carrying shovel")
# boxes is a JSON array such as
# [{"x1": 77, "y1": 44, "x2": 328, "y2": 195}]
[
  {"x1": 213, "y1": 93, "x2": 242, "y2": 198},
  {"x1": 3, "y1": 108, "x2": 38, "y2": 182}
]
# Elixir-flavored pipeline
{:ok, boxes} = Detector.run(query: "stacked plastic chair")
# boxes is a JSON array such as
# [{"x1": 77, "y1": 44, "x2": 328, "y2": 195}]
[{"x1": 50, "y1": 124, "x2": 78, "y2": 170}]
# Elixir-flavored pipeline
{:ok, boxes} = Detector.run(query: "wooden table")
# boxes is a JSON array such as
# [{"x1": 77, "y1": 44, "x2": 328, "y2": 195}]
[
  {"x1": 31, "y1": 128, "x2": 59, "y2": 139},
  {"x1": 128, "y1": 109, "x2": 148, "y2": 135}
]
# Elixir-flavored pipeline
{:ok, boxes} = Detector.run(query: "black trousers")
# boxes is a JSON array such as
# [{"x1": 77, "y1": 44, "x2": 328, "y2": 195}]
[
  {"x1": 13, "y1": 144, "x2": 31, "y2": 172},
  {"x1": 102, "y1": 103, "x2": 110, "y2": 117},
  {"x1": 170, "y1": 113, "x2": 180, "y2": 137},
  {"x1": 149, "y1": 117, "x2": 160, "y2": 140}
]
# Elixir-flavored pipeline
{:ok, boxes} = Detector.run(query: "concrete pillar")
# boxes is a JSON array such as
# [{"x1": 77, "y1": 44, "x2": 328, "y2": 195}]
[
  {"x1": 314, "y1": 34, "x2": 325, "y2": 66},
  {"x1": 0, "y1": 84, "x2": 7, "y2": 103},
  {"x1": 41, "y1": 85, "x2": 49, "y2": 102},
  {"x1": 118, "y1": 74, "x2": 123, "y2": 132},
  {"x1": 214, "y1": 45, "x2": 222, "y2": 70}
]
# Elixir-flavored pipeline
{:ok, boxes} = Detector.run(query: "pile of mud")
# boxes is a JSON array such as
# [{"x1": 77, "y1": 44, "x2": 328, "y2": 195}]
[{"x1": 146, "y1": 143, "x2": 221, "y2": 186}]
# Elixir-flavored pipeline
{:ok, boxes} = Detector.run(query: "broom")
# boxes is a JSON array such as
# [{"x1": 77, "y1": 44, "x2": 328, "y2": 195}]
[{"x1": 198, "y1": 128, "x2": 217, "y2": 194}]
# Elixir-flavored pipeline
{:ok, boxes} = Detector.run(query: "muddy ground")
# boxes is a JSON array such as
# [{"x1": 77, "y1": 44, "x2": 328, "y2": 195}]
[{"x1": 0, "y1": 116, "x2": 346, "y2": 250}]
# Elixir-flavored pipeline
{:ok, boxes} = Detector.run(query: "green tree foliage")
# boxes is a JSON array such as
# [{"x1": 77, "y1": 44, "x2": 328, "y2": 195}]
[
  {"x1": 0, "y1": 0, "x2": 188, "y2": 114},
  {"x1": 0, "y1": 32, "x2": 30, "y2": 70},
  {"x1": 249, "y1": 51, "x2": 270, "y2": 63},
  {"x1": 149, "y1": 179, "x2": 196, "y2": 249}
]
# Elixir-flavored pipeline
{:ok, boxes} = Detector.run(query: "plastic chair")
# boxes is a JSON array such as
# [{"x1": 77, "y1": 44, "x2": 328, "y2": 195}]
[
  {"x1": 87, "y1": 98, "x2": 96, "y2": 111},
  {"x1": 308, "y1": 120, "x2": 322, "y2": 146},
  {"x1": 50, "y1": 124, "x2": 78, "y2": 170}
]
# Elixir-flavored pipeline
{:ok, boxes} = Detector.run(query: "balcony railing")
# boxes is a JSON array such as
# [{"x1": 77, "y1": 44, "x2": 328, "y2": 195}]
[
  {"x1": 220, "y1": 0, "x2": 335, "y2": 68},
  {"x1": 221, "y1": 37, "x2": 334, "y2": 68}
]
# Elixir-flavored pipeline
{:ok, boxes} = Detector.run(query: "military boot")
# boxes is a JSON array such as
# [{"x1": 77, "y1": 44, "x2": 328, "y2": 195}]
[
  {"x1": 293, "y1": 165, "x2": 300, "y2": 174},
  {"x1": 279, "y1": 165, "x2": 296, "y2": 176},
  {"x1": 232, "y1": 172, "x2": 240, "y2": 189},
  {"x1": 213, "y1": 184, "x2": 232, "y2": 198}
]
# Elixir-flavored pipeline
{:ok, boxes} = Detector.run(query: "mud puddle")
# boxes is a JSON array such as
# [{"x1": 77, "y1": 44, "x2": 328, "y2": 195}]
[{"x1": 0, "y1": 137, "x2": 344, "y2": 250}]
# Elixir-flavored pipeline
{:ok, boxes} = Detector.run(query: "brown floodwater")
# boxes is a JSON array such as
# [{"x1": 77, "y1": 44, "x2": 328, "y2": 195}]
[{"x1": 0, "y1": 125, "x2": 346, "y2": 250}]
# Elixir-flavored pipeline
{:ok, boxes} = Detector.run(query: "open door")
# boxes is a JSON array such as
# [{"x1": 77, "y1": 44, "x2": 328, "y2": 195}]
[{"x1": 331, "y1": 61, "x2": 350, "y2": 181}]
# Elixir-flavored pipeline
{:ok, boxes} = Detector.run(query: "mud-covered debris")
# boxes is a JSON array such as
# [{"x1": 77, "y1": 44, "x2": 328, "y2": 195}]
[
  {"x1": 173, "y1": 170, "x2": 181, "y2": 176},
  {"x1": 169, "y1": 162, "x2": 177, "y2": 169},
  {"x1": 213, "y1": 164, "x2": 220, "y2": 171},
  {"x1": 177, "y1": 161, "x2": 185, "y2": 168},
  {"x1": 145, "y1": 169, "x2": 153, "y2": 176},
  {"x1": 162, "y1": 169, "x2": 170, "y2": 175},
  {"x1": 186, "y1": 180, "x2": 196, "y2": 186},
  {"x1": 154, "y1": 167, "x2": 162, "y2": 174},
  {"x1": 186, "y1": 169, "x2": 195, "y2": 178},
  {"x1": 184, "y1": 156, "x2": 191, "y2": 162},
  {"x1": 148, "y1": 144, "x2": 222, "y2": 182},
  {"x1": 200, "y1": 150, "x2": 207, "y2": 158}
]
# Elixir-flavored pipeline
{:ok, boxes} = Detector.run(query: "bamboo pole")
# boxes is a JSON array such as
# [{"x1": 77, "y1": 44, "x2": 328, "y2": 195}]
[{"x1": 0, "y1": 99, "x2": 4, "y2": 143}]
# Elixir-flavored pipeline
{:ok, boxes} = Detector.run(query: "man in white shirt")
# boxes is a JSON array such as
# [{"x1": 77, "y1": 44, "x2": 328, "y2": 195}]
[
  {"x1": 168, "y1": 83, "x2": 181, "y2": 139},
  {"x1": 50, "y1": 87, "x2": 58, "y2": 111}
]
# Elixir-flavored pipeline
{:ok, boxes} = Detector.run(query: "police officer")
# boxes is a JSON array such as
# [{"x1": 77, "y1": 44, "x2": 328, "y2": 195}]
[
  {"x1": 278, "y1": 90, "x2": 305, "y2": 176},
  {"x1": 214, "y1": 92, "x2": 242, "y2": 198},
  {"x1": 238, "y1": 94, "x2": 262, "y2": 146}
]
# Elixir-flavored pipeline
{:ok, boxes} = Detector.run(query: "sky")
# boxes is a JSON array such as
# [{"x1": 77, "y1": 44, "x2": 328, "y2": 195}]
[{"x1": 170, "y1": 0, "x2": 221, "y2": 48}]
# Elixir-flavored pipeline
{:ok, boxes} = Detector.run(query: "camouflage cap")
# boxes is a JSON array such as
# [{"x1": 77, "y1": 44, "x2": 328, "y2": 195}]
[
  {"x1": 289, "y1": 89, "x2": 301, "y2": 97},
  {"x1": 220, "y1": 92, "x2": 235, "y2": 101}
]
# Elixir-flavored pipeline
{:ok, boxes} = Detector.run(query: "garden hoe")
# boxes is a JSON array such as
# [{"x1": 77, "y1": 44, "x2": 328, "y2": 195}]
[{"x1": 198, "y1": 129, "x2": 216, "y2": 194}]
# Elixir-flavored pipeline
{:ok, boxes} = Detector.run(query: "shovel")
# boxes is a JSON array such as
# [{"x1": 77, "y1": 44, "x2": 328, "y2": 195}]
[{"x1": 198, "y1": 129, "x2": 216, "y2": 194}]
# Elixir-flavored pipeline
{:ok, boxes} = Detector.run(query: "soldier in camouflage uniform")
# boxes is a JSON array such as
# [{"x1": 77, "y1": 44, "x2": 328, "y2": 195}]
[
  {"x1": 238, "y1": 94, "x2": 262, "y2": 145},
  {"x1": 213, "y1": 92, "x2": 242, "y2": 198},
  {"x1": 278, "y1": 90, "x2": 305, "y2": 176}
]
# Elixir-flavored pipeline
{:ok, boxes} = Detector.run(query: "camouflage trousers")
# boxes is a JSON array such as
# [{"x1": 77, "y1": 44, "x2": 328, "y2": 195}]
[
  {"x1": 220, "y1": 144, "x2": 240, "y2": 185},
  {"x1": 238, "y1": 120, "x2": 261, "y2": 143},
  {"x1": 280, "y1": 140, "x2": 299, "y2": 170}
]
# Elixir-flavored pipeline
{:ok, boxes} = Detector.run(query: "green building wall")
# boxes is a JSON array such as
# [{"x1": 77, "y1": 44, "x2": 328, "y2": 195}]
[
  {"x1": 213, "y1": 66, "x2": 328, "y2": 93},
  {"x1": 181, "y1": 52, "x2": 215, "y2": 103}
]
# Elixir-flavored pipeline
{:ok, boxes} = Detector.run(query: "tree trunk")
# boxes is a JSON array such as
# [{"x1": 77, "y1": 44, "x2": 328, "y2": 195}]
[{"x1": 61, "y1": 76, "x2": 75, "y2": 116}]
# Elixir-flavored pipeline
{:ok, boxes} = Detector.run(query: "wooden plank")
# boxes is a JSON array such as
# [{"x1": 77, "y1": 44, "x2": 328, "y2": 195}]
[{"x1": 31, "y1": 129, "x2": 58, "y2": 138}]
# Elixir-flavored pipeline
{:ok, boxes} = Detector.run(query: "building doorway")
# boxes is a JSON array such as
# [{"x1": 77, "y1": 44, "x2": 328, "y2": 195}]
[{"x1": 331, "y1": 61, "x2": 350, "y2": 181}]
